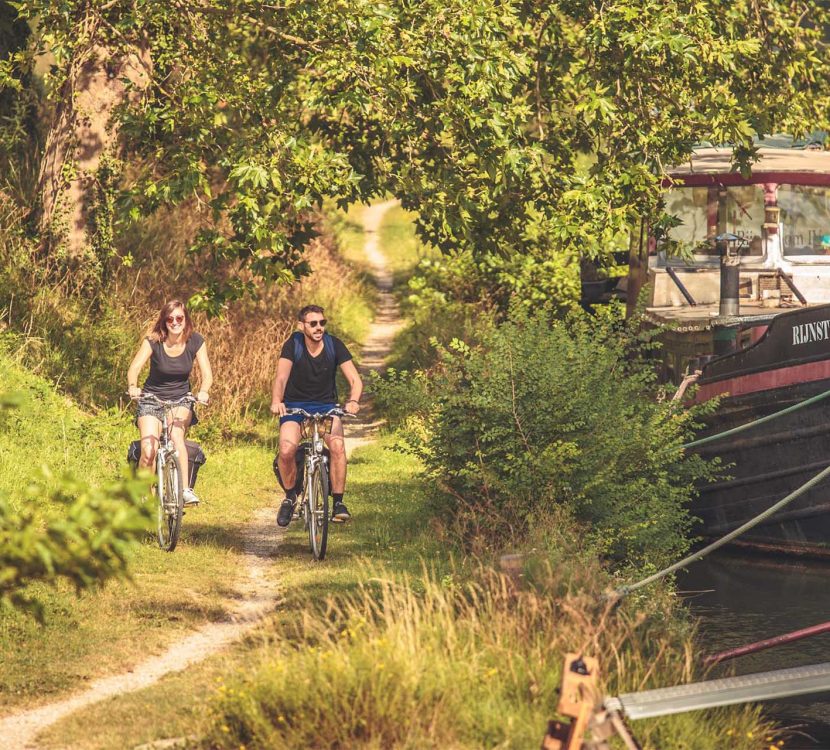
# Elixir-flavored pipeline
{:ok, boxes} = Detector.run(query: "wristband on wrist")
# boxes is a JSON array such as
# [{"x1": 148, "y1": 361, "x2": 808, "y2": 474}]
[{"x1": 345, "y1": 399, "x2": 359, "y2": 405}]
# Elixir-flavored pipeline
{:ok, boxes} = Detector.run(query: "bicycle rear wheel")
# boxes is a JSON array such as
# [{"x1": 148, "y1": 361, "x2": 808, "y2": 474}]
[
  {"x1": 307, "y1": 462, "x2": 329, "y2": 560},
  {"x1": 157, "y1": 452, "x2": 184, "y2": 552}
]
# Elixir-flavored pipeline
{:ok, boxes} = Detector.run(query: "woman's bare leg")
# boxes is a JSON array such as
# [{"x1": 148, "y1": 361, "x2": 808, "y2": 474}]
[
  {"x1": 137, "y1": 416, "x2": 162, "y2": 469},
  {"x1": 170, "y1": 406, "x2": 193, "y2": 488}
]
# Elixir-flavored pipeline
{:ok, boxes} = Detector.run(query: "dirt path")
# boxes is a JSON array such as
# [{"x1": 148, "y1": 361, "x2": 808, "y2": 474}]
[
  {"x1": 344, "y1": 198, "x2": 403, "y2": 456},
  {"x1": 0, "y1": 200, "x2": 402, "y2": 750}
]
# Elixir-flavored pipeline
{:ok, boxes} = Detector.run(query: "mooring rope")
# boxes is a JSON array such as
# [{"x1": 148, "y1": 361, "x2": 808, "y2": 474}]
[
  {"x1": 615, "y1": 460, "x2": 830, "y2": 597},
  {"x1": 682, "y1": 386, "x2": 830, "y2": 450}
]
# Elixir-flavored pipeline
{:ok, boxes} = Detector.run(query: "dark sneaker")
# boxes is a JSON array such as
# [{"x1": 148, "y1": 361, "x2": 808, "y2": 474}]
[
  {"x1": 277, "y1": 498, "x2": 296, "y2": 527},
  {"x1": 332, "y1": 501, "x2": 351, "y2": 523}
]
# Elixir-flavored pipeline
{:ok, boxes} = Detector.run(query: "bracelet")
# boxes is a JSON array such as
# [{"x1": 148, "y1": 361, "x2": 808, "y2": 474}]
[{"x1": 345, "y1": 399, "x2": 359, "y2": 405}]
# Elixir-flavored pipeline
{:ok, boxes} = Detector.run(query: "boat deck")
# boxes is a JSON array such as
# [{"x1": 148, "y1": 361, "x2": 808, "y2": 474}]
[{"x1": 646, "y1": 303, "x2": 794, "y2": 331}]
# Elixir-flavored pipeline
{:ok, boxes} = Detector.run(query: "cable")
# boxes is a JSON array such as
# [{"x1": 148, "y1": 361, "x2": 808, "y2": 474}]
[
  {"x1": 683, "y1": 386, "x2": 830, "y2": 450},
  {"x1": 615, "y1": 460, "x2": 830, "y2": 597}
]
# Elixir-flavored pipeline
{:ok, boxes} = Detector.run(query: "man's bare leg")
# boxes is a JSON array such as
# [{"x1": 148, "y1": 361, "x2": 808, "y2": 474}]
[
  {"x1": 325, "y1": 417, "x2": 350, "y2": 521},
  {"x1": 278, "y1": 421, "x2": 301, "y2": 491},
  {"x1": 276, "y1": 421, "x2": 302, "y2": 526}
]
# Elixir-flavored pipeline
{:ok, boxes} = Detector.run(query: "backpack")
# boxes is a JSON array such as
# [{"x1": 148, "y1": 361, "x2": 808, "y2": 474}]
[{"x1": 292, "y1": 331, "x2": 335, "y2": 364}]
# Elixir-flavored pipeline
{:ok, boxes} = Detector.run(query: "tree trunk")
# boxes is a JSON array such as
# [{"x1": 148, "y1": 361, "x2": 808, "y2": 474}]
[
  {"x1": 35, "y1": 41, "x2": 151, "y2": 265},
  {"x1": 625, "y1": 219, "x2": 648, "y2": 318}
]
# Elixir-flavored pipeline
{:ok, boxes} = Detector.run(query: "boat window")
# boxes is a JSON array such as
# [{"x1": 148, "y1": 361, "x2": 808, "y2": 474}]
[
  {"x1": 779, "y1": 185, "x2": 830, "y2": 259},
  {"x1": 662, "y1": 185, "x2": 764, "y2": 261}
]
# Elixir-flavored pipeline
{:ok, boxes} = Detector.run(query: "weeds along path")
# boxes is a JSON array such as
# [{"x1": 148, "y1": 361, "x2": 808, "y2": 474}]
[{"x1": 0, "y1": 199, "x2": 402, "y2": 750}]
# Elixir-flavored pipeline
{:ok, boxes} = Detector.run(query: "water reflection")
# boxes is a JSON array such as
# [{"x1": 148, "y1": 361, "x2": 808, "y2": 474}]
[{"x1": 681, "y1": 552, "x2": 830, "y2": 747}]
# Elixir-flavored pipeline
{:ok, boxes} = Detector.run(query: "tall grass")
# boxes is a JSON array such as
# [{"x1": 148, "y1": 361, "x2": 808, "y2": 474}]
[
  {"x1": 203, "y1": 559, "x2": 773, "y2": 750},
  {"x1": 0, "y1": 197, "x2": 373, "y2": 425}
]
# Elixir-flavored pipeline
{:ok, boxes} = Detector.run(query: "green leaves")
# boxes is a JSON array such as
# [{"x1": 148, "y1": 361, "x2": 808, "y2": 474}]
[
  {"x1": 0, "y1": 392, "x2": 153, "y2": 620},
  {"x1": 0, "y1": 467, "x2": 154, "y2": 620},
  {"x1": 8, "y1": 0, "x2": 830, "y2": 308},
  {"x1": 377, "y1": 307, "x2": 718, "y2": 571}
]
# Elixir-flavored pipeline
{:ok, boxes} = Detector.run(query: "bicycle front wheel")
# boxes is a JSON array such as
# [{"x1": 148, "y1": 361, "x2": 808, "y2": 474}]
[
  {"x1": 307, "y1": 462, "x2": 329, "y2": 561},
  {"x1": 157, "y1": 452, "x2": 184, "y2": 552}
]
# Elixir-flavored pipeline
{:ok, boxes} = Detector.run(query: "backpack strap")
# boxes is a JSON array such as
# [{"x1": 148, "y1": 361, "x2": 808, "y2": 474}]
[
  {"x1": 292, "y1": 331, "x2": 336, "y2": 364},
  {"x1": 292, "y1": 331, "x2": 304, "y2": 362},
  {"x1": 323, "y1": 333, "x2": 335, "y2": 363}
]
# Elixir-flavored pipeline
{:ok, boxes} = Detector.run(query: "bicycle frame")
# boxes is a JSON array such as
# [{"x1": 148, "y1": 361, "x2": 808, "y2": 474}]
[
  {"x1": 134, "y1": 393, "x2": 197, "y2": 551},
  {"x1": 284, "y1": 407, "x2": 351, "y2": 560}
]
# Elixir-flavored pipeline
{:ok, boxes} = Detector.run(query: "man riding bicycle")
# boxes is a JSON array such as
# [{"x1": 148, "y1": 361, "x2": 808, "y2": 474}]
[{"x1": 271, "y1": 305, "x2": 362, "y2": 527}]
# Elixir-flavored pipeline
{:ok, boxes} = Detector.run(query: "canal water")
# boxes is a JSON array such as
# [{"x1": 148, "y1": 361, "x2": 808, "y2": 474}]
[{"x1": 682, "y1": 552, "x2": 830, "y2": 748}]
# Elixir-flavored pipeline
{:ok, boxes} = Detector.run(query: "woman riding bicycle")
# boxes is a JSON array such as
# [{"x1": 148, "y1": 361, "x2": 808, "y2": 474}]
[{"x1": 127, "y1": 299, "x2": 213, "y2": 507}]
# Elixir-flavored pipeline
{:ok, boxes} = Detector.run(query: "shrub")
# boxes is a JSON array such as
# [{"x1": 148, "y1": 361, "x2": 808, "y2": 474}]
[
  {"x1": 376, "y1": 304, "x2": 717, "y2": 571},
  {"x1": 0, "y1": 393, "x2": 153, "y2": 619}
]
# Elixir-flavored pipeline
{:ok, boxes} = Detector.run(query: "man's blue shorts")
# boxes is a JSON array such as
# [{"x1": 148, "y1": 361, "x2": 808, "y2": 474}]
[{"x1": 279, "y1": 401, "x2": 337, "y2": 426}]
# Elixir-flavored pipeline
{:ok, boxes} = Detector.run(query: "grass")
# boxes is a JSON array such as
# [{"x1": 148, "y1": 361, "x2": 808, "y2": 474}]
[
  {"x1": 0, "y1": 345, "x2": 275, "y2": 713},
  {"x1": 326, "y1": 201, "x2": 371, "y2": 270},
  {"x1": 31, "y1": 437, "x2": 779, "y2": 750},
  {"x1": 35, "y1": 437, "x2": 448, "y2": 749},
  {"x1": 199, "y1": 565, "x2": 774, "y2": 750}
]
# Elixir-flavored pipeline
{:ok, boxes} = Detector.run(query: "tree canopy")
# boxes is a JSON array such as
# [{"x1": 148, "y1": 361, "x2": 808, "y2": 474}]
[{"x1": 5, "y1": 0, "x2": 830, "y2": 308}]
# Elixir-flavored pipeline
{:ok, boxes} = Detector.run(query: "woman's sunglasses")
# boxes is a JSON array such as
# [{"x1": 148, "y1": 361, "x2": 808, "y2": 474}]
[
  {"x1": 166, "y1": 315, "x2": 185, "y2": 325},
  {"x1": 306, "y1": 319, "x2": 327, "y2": 328}
]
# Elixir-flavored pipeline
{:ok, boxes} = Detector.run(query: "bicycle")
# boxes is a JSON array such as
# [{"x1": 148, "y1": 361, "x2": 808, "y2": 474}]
[
  {"x1": 283, "y1": 407, "x2": 353, "y2": 561},
  {"x1": 132, "y1": 392, "x2": 199, "y2": 552}
]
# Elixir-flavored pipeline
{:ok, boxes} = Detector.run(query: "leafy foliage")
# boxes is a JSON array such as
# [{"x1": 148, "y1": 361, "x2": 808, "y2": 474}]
[
  {"x1": 375, "y1": 306, "x2": 718, "y2": 570},
  {"x1": 7, "y1": 0, "x2": 830, "y2": 307},
  {"x1": 0, "y1": 394, "x2": 153, "y2": 619}
]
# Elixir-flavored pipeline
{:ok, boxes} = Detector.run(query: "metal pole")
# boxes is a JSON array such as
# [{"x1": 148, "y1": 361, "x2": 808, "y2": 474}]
[
  {"x1": 717, "y1": 233, "x2": 741, "y2": 317},
  {"x1": 665, "y1": 266, "x2": 697, "y2": 306},
  {"x1": 719, "y1": 252, "x2": 740, "y2": 316},
  {"x1": 704, "y1": 620, "x2": 830, "y2": 665}
]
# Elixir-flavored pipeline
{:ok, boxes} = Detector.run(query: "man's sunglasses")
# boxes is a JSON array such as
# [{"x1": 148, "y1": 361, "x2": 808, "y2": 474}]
[
  {"x1": 166, "y1": 315, "x2": 185, "y2": 324},
  {"x1": 306, "y1": 319, "x2": 327, "y2": 328}
]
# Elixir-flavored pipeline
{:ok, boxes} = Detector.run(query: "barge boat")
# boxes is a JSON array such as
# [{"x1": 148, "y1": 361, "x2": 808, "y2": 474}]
[{"x1": 631, "y1": 140, "x2": 830, "y2": 555}]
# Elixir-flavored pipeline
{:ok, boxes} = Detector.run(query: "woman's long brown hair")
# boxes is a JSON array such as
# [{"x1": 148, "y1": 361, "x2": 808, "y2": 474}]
[{"x1": 150, "y1": 299, "x2": 194, "y2": 343}]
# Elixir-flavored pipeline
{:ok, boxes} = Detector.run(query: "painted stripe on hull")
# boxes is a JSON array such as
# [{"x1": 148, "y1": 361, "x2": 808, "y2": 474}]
[{"x1": 695, "y1": 360, "x2": 830, "y2": 402}]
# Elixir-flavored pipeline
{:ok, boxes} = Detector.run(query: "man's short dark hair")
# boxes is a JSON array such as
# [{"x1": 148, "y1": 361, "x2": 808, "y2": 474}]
[{"x1": 298, "y1": 305, "x2": 324, "y2": 322}]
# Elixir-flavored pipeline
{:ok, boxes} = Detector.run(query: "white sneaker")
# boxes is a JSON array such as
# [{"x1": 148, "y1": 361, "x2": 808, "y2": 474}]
[{"x1": 182, "y1": 488, "x2": 200, "y2": 507}]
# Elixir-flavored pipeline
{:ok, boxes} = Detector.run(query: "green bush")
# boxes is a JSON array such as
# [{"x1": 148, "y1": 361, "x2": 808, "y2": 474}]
[
  {"x1": 0, "y1": 393, "x2": 153, "y2": 619},
  {"x1": 376, "y1": 305, "x2": 717, "y2": 571}
]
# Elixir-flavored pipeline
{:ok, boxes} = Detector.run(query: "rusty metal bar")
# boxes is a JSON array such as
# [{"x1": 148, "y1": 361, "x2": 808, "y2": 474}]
[{"x1": 704, "y1": 621, "x2": 830, "y2": 665}]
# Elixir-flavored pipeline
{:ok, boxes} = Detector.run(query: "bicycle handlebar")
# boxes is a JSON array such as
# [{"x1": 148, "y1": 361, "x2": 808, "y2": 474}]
[{"x1": 284, "y1": 407, "x2": 356, "y2": 420}]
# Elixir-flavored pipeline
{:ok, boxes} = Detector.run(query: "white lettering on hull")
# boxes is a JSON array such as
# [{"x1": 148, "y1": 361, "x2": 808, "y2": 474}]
[{"x1": 792, "y1": 319, "x2": 830, "y2": 346}]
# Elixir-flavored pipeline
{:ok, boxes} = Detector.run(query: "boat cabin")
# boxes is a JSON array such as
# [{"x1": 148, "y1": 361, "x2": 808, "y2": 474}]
[{"x1": 637, "y1": 144, "x2": 830, "y2": 383}]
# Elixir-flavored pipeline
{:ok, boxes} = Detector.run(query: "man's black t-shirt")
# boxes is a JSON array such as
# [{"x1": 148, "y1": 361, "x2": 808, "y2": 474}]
[{"x1": 280, "y1": 334, "x2": 352, "y2": 402}]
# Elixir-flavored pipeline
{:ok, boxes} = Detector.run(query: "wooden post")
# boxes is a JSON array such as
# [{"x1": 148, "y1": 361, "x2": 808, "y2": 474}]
[{"x1": 541, "y1": 654, "x2": 599, "y2": 750}]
